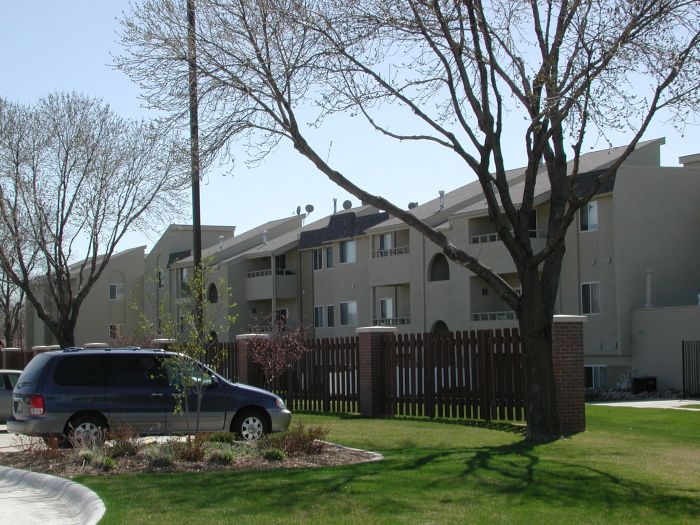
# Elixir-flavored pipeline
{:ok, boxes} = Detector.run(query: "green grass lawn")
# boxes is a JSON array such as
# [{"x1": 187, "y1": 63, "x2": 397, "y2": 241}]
[{"x1": 83, "y1": 406, "x2": 700, "y2": 524}]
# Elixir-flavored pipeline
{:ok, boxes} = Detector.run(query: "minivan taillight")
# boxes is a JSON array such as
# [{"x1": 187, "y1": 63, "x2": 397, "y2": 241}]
[{"x1": 30, "y1": 395, "x2": 45, "y2": 416}]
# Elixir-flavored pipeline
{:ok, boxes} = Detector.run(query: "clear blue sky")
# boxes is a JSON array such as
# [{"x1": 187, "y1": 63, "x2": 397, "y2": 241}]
[{"x1": 1, "y1": 1, "x2": 696, "y2": 254}]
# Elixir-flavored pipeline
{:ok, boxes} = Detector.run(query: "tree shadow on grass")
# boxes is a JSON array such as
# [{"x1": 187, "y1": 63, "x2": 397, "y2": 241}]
[{"x1": 458, "y1": 439, "x2": 700, "y2": 520}]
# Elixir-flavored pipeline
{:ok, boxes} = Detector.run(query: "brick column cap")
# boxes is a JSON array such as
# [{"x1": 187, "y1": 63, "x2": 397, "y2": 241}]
[
  {"x1": 553, "y1": 315, "x2": 587, "y2": 323},
  {"x1": 236, "y1": 333, "x2": 270, "y2": 340},
  {"x1": 2, "y1": 347, "x2": 22, "y2": 352},
  {"x1": 356, "y1": 326, "x2": 398, "y2": 334}
]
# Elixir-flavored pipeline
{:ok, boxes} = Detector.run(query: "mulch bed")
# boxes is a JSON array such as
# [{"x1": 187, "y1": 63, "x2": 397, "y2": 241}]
[{"x1": 0, "y1": 442, "x2": 378, "y2": 479}]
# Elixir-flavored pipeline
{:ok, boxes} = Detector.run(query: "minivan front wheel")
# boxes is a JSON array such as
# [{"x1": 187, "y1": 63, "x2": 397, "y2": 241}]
[
  {"x1": 233, "y1": 410, "x2": 268, "y2": 441},
  {"x1": 66, "y1": 414, "x2": 108, "y2": 447}
]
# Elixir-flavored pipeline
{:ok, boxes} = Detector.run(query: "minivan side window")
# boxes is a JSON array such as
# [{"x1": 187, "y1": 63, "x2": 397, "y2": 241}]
[
  {"x1": 109, "y1": 355, "x2": 168, "y2": 388},
  {"x1": 54, "y1": 356, "x2": 108, "y2": 386}
]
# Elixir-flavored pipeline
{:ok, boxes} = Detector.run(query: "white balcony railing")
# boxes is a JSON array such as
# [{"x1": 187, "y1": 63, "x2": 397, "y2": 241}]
[
  {"x1": 371, "y1": 246, "x2": 410, "y2": 258},
  {"x1": 372, "y1": 317, "x2": 411, "y2": 326},
  {"x1": 469, "y1": 230, "x2": 548, "y2": 244},
  {"x1": 471, "y1": 311, "x2": 517, "y2": 321},
  {"x1": 246, "y1": 268, "x2": 295, "y2": 278}
]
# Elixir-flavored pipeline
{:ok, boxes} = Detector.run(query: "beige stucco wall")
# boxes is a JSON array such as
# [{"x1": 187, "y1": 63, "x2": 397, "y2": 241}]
[{"x1": 628, "y1": 306, "x2": 700, "y2": 390}]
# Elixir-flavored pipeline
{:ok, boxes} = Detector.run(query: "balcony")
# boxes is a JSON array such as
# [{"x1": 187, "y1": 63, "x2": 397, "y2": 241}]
[
  {"x1": 468, "y1": 231, "x2": 546, "y2": 274},
  {"x1": 471, "y1": 310, "x2": 517, "y2": 322},
  {"x1": 372, "y1": 316, "x2": 411, "y2": 326},
  {"x1": 371, "y1": 245, "x2": 410, "y2": 258},
  {"x1": 245, "y1": 269, "x2": 297, "y2": 301}
]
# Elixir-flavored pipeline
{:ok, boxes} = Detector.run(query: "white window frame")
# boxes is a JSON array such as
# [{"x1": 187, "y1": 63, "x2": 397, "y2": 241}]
[
  {"x1": 108, "y1": 283, "x2": 124, "y2": 301},
  {"x1": 313, "y1": 305, "x2": 324, "y2": 328},
  {"x1": 580, "y1": 200, "x2": 599, "y2": 232},
  {"x1": 326, "y1": 305, "x2": 335, "y2": 327},
  {"x1": 325, "y1": 246, "x2": 334, "y2": 269},
  {"x1": 581, "y1": 281, "x2": 601, "y2": 315},
  {"x1": 379, "y1": 298, "x2": 393, "y2": 320},
  {"x1": 340, "y1": 301, "x2": 358, "y2": 326},
  {"x1": 339, "y1": 240, "x2": 356, "y2": 264},
  {"x1": 584, "y1": 365, "x2": 607, "y2": 389},
  {"x1": 312, "y1": 249, "x2": 323, "y2": 271}
]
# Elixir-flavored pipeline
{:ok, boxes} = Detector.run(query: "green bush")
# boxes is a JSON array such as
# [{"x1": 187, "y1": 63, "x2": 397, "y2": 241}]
[
  {"x1": 75, "y1": 449, "x2": 97, "y2": 465},
  {"x1": 145, "y1": 447, "x2": 175, "y2": 469},
  {"x1": 206, "y1": 447, "x2": 236, "y2": 465},
  {"x1": 206, "y1": 432, "x2": 237, "y2": 445},
  {"x1": 108, "y1": 425, "x2": 141, "y2": 458},
  {"x1": 258, "y1": 423, "x2": 329, "y2": 456},
  {"x1": 94, "y1": 455, "x2": 117, "y2": 472},
  {"x1": 262, "y1": 448, "x2": 286, "y2": 462},
  {"x1": 171, "y1": 435, "x2": 207, "y2": 462}
]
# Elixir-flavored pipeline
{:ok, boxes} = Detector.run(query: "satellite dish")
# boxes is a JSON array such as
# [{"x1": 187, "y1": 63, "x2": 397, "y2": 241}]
[
  {"x1": 305, "y1": 204, "x2": 314, "y2": 214},
  {"x1": 296, "y1": 206, "x2": 301, "y2": 216},
  {"x1": 342, "y1": 200, "x2": 352, "y2": 210},
  {"x1": 408, "y1": 202, "x2": 418, "y2": 209}
]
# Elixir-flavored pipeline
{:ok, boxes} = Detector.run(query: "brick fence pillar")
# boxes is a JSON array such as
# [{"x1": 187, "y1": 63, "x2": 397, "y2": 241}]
[
  {"x1": 235, "y1": 333, "x2": 268, "y2": 385},
  {"x1": 356, "y1": 326, "x2": 397, "y2": 418},
  {"x1": 3, "y1": 347, "x2": 32, "y2": 369},
  {"x1": 552, "y1": 315, "x2": 587, "y2": 435}
]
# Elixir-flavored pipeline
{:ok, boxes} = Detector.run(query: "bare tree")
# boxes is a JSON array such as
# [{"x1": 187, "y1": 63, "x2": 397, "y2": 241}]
[
  {"x1": 0, "y1": 93, "x2": 189, "y2": 347},
  {"x1": 118, "y1": 0, "x2": 700, "y2": 441},
  {"x1": 0, "y1": 267, "x2": 25, "y2": 348}
]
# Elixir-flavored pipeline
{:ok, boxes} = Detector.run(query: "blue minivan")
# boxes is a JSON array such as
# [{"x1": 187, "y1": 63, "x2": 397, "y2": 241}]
[{"x1": 8, "y1": 348, "x2": 291, "y2": 441}]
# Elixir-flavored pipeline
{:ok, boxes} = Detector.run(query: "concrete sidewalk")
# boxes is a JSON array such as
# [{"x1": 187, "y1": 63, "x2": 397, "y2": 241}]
[
  {"x1": 0, "y1": 426, "x2": 105, "y2": 525},
  {"x1": 590, "y1": 399, "x2": 700, "y2": 410}
]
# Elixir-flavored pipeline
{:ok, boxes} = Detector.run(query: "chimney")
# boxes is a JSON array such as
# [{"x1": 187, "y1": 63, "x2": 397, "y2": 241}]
[
  {"x1": 262, "y1": 230, "x2": 268, "y2": 244},
  {"x1": 439, "y1": 190, "x2": 445, "y2": 209},
  {"x1": 219, "y1": 235, "x2": 224, "y2": 250},
  {"x1": 333, "y1": 198, "x2": 338, "y2": 214}
]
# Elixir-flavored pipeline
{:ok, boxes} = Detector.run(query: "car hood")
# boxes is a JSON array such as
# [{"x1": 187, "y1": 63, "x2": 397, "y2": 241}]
[{"x1": 224, "y1": 380, "x2": 278, "y2": 399}]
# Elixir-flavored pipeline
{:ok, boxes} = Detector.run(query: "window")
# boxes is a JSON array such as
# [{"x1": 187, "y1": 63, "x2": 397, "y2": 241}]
[
  {"x1": 108, "y1": 283, "x2": 124, "y2": 300},
  {"x1": 429, "y1": 254, "x2": 450, "y2": 281},
  {"x1": 54, "y1": 356, "x2": 107, "y2": 386},
  {"x1": 313, "y1": 249, "x2": 323, "y2": 270},
  {"x1": 580, "y1": 201, "x2": 598, "y2": 232},
  {"x1": 207, "y1": 283, "x2": 218, "y2": 303},
  {"x1": 340, "y1": 301, "x2": 357, "y2": 326},
  {"x1": 157, "y1": 270, "x2": 163, "y2": 288},
  {"x1": 275, "y1": 254, "x2": 286, "y2": 270},
  {"x1": 276, "y1": 308, "x2": 288, "y2": 328},
  {"x1": 325, "y1": 247, "x2": 333, "y2": 269},
  {"x1": 581, "y1": 282, "x2": 601, "y2": 314},
  {"x1": 314, "y1": 306, "x2": 324, "y2": 328},
  {"x1": 178, "y1": 267, "x2": 190, "y2": 297},
  {"x1": 339, "y1": 240, "x2": 356, "y2": 264},
  {"x1": 326, "y1": 305, "x2": 335, "y2": 327},
  {"x1": 379, "y1": 298, "x2": 393, "y2": 320},
  {"x1": 109, "y1": 355, "x2": 167, "y2": 388},
  {"x1": 109, "y1": 323, "x2": 124, "y2": 340},
  {"x1": 379, "y1": 233, "x2": 392, "y2": 251},
  {"x1": 584, "y1": 365, "x2": 607, "y2": 389}
]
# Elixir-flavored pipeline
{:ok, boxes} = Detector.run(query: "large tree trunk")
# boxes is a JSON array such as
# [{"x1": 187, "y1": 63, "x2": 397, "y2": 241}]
[{"x1": 518, "y1": 268, "x2": 560, "y2": 442}]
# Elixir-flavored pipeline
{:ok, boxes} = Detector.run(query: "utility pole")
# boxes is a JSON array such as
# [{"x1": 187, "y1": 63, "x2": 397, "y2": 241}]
[{"x1": 187, "y1": 0, "x2": 203, "y2": 337}]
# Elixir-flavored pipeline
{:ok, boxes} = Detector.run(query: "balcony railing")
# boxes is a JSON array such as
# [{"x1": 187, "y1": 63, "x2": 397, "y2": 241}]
[
  {"x1": 371, "y1": 246, "x2": 410, "y2": 258},
  {"x1": 469, "y1": 230, "x2": 548, "y2": 244},
  {"x1": 246, "y1": 268, "x2": 295, "y2": 278},
  {"x1": 471, "y1": 311, "x2": 517, "y2": 321},
  {"x1": 372, "y1": 316, "x2": 411, "y2": 326}
]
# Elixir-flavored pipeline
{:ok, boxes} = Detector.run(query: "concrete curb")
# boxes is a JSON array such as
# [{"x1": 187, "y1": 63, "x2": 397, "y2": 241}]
[
  {"x1": 323, "y1": 441, "x2": 384, "y2": 463},
  {"x1": 0, "y1": 466, "x2": 105, "y2": 525}
]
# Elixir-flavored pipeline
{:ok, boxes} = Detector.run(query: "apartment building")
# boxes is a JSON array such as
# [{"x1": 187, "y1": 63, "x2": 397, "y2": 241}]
[
  {"x1": 25, "y1": 139, "x2": 700, "y2": 390},
  {"x1": 25, "y1": 245, "x2": 147, "y2": 348}
]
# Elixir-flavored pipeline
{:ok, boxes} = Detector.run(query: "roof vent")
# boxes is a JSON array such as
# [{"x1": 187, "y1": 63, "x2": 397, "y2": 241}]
[
  {"x1": 408, "y1": 202, "x2": 418, "y2": 210},
  {"x1": 262, "y1": 230, "x2": 268, "y2": 244},
  {"x1": 438, "y1": 190, "x2": 445, "y2": 209},
  {"x1": 219, "y1": 235, "x2": 224, "y2": 250},
  {"x1": 333, "y1": 198, "x2": 338, "y2": 214}
]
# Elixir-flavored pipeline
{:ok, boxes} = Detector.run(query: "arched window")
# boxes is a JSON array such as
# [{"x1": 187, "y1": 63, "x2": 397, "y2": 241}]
[
  {"x1": 429, "y1": 253, "x2": 450, "y2": 281},
  {"x1": 431, "y1": 320, "x2": 449, "y2": 335},
  {"x1": 207, "y1": 283, "x2": 219, "y2": 303}
]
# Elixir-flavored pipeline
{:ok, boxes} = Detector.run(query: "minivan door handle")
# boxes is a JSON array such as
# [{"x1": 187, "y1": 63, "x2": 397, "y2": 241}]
[{"x1": 151, "y1": 392, "x2": 164, "y2": 398}]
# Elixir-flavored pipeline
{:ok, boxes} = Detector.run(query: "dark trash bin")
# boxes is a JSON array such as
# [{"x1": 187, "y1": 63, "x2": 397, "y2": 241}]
[{"x1": 632, "y1": 376, "x2": 657, "y2": 394}]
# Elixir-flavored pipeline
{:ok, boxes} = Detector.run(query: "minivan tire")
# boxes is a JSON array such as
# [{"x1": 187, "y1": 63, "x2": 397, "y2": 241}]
[
  {"x1": 65, "y1": 414, "x2": 108, "y2": 447},
  {"x1": 232, "y1": 409, "x2": 269, "y2": 441}
]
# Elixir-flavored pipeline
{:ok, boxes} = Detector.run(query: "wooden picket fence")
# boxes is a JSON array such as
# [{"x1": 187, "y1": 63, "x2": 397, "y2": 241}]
[{"x1": 205, "y1": 328, "x2": 525, "y2": 424}]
